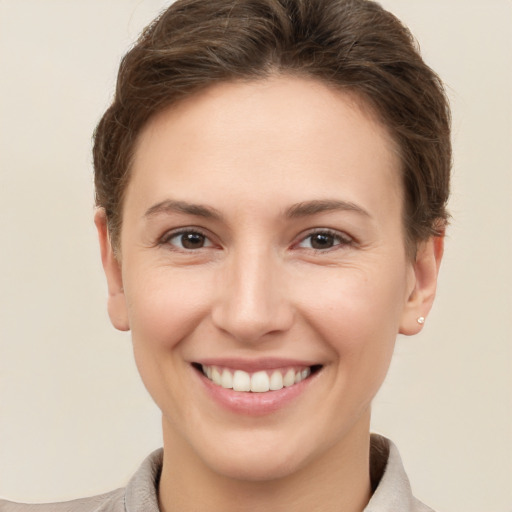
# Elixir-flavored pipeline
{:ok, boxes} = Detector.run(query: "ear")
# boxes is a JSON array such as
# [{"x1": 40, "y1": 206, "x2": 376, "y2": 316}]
[
  {"x1": 94, "y1": 209, "x2": 130, "y2": 331},
  {"x1": 399, "y1": 235, "x2": 444, "y2": 335}
]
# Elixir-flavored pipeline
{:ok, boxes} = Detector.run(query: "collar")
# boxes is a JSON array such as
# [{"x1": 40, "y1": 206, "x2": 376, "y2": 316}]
[
  {"x1": 364, "y1": 434, "x2": 430, "y2": 511},
  {"x1": 123, "y1": 435, "x2": 430, "y2": 512}
]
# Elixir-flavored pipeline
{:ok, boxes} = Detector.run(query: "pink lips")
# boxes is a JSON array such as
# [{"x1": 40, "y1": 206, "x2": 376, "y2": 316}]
[
  {"x1": 192, "y1": 358, "x2": 321, "y2": 416},
  {"x1": 195, "y1": 357, "x2": 319, "y2": 372}
]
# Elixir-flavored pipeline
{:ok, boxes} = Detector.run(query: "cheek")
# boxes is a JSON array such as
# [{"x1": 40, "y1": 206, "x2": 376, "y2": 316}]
[
  {"x1": 124, "y1": 267, "x2": 213, "y2": 357},
  {"x1": 295, "y1": 262, "x2": 407, "y2": 334},
  {"x1": 123, "y1": 268, "x2": 215, "y2": 417},
  {"x1": 292, "y1": 262, "x2": 408, "y2": 381}
]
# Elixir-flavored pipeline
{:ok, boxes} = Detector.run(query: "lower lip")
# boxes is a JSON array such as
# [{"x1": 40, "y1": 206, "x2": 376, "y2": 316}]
[{"x1": 195, "y1": 368, "x2": 318, "y2": 416}]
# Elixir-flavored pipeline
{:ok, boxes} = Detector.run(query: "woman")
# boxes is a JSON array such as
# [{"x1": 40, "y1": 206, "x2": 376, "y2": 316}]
[{"x1": 0, "y1": 0, "x2": 450, "y2": 510}]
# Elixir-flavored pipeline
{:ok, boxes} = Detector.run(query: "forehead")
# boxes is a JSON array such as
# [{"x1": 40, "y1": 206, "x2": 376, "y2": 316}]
[{"x1": 126, "y1": 76, "x2": 402, "y2": 221}]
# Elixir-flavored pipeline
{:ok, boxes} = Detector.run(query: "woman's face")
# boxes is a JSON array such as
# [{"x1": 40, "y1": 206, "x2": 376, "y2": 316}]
[{"x1": 98, "y1": 77, "x2": 438, "y2": 481}]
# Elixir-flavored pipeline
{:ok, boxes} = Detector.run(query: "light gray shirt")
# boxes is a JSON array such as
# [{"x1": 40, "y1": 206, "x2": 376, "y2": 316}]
[{"x1": 0, "y1": 435, "x2": 435, "y2": 511}]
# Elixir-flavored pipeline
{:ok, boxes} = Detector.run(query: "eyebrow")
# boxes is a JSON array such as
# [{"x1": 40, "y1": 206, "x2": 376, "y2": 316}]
[
  {"x1": 285, "y1": 199, "x2": 371, "y2": 218},
  {"x1": 144, "y1": 200, "x2": 223, "y2": 221},
  {"x1": 143, "y1": 198, "x2": 370, "y2": 221}
]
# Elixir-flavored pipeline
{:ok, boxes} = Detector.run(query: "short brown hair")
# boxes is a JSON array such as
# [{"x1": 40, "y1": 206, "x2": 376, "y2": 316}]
[{"x1": 93, "y1": 0, "x2": 451, "y2": 252}]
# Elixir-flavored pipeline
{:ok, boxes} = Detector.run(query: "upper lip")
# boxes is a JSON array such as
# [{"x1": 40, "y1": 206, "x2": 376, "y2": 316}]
[{"x1": 192, "y1": 357, "x2": 322, "y2": 372}]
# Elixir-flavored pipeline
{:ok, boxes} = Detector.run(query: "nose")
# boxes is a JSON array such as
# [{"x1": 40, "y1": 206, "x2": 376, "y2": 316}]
[{"x1": 211, "y1": 246, "x2": 294, "y2": 344}]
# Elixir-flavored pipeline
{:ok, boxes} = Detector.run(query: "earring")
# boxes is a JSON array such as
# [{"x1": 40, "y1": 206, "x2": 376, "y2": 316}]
[{"x1": 417, "y1": 316, "x2": 425, "y2": 325}]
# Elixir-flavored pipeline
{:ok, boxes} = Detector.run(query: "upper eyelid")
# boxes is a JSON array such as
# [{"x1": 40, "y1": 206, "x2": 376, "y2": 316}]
[
  {"x1": 161, "y1": 226, "x2": 210, "y2": 240},
  {"x1": 295, "y1": 228, "x2": 353, "y2": 243}
]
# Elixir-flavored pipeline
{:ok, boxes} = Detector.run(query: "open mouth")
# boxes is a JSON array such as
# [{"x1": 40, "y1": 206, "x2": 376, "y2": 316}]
[{"x1": 192, "y1": 363, "x2": 322, "y2": 393}]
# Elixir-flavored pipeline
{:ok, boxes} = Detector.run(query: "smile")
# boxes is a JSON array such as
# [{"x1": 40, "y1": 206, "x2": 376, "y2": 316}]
[{"x1": 200, "y1": 365, "x2": 316, "y2": 393}]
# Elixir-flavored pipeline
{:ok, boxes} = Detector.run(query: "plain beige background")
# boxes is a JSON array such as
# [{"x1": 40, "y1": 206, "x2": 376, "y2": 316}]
[{"x1": 0, "y1": 1, "x2": 511, "y2": 511}]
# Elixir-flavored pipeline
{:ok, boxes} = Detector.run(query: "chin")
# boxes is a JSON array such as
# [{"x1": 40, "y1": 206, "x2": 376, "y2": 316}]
[
  {"x1": 205, "y1": 447, "x2": 305, "y2": 483},
  {"x1": 182, "y1": 425, "x2": 314, "y2": 483}
]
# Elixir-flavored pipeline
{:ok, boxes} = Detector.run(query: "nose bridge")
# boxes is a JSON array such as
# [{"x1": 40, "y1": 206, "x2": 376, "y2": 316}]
[{"x1": 212, "y1": 243, "x2": 292, "y2": 342}]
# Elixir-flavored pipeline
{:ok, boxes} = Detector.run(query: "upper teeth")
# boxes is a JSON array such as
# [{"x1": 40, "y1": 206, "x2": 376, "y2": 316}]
[{"x1": 202, "y1": 365, "x2": 312, "y2": 393}]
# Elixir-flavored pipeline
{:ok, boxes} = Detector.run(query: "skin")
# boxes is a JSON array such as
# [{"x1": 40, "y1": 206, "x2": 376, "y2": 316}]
[{"x1": 96, "y1": 77, "x2": 443, "y2": 512}]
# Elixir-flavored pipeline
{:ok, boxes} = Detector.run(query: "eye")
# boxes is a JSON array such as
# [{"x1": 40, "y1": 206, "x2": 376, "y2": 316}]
[
  {"x1": 297, "y1": 230, "x2": 351, "y2": 250},
  {"x1": 164, "y1": 230, "x2": 213, "y2": 250}
]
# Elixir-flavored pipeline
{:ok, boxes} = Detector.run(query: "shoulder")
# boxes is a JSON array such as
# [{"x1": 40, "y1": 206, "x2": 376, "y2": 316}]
[
  {"x1": 0, "y1": 488, "x2": 125, "y2": 512},
  {"x1": 411, "y1": 499, "x2": 436, "y2": 512},
  {"x1": 0, "y1": 449, "x2": 163, "y2": 512}
]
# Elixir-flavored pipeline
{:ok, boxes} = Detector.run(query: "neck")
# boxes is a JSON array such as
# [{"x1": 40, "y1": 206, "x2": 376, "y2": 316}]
[{"x1": 158, "y1": 415, "x2": 372, "y2": 512}]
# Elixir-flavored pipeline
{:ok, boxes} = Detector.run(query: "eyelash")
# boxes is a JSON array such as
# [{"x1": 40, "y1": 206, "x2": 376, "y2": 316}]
[
  {"x1": 158, "y1": 228, "x2": 353, "y2": 252},
  {"x1": 159, "y1": 228, "x2": 213, "y2": 251},
  {"x1": 296, "y1": 229, "x2": 354, "y2": 252}
]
